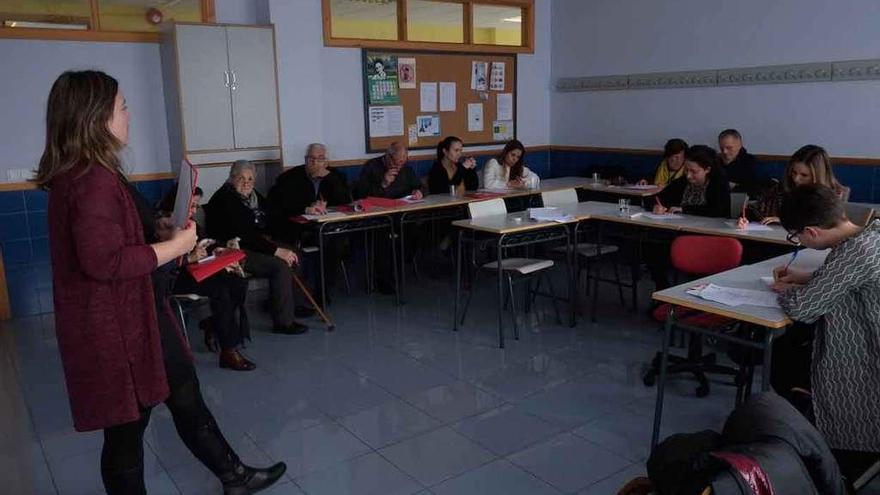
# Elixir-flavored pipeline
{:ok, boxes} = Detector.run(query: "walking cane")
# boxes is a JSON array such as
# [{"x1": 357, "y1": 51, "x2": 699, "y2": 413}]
[{"x1": 291, "y1": 272, "x2": 335, "y2": 331}]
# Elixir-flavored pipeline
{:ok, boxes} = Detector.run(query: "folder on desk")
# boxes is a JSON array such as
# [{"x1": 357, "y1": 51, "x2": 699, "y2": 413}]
[
  {"x1": 186, "y1": 249, "x2": 246, "y2": 283},
  {"x1": 337, "y1": 197, "x2": 406, "y2": 213}
]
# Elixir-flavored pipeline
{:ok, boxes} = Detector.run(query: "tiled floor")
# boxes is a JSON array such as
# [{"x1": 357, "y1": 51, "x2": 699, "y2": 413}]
[{"x1": 1, "y1": 266, "x2": 878, "y2": 495}]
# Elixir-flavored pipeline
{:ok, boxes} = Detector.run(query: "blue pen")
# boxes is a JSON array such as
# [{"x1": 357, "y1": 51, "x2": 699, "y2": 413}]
[{"x1": 783, "y1": 249, "x2": 799, "y2": 272}]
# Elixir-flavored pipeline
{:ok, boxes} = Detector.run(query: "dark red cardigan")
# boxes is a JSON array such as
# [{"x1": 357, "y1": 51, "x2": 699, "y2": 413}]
[{"x1": 48, "y1": 165, "x2": 168, "y2": 431}]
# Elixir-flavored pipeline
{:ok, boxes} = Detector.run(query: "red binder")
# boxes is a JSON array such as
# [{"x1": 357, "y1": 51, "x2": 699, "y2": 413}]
[{"x1": 186, "y1": 249, "x2": 247, "y2": 283}]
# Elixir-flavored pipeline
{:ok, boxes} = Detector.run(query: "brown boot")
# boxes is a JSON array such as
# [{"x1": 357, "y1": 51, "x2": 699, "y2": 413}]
[{"x1": 219, "y1": 349, "x2": 256, "y2": 371}]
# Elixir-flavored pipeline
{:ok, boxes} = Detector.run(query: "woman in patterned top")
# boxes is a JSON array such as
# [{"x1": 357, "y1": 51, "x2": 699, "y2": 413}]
[
  {"x1": 772, "y1": 185, "x2": 880, "y2": 477},
  {"x1": 738, "y1": 145, "x2": 849, "y2": 228},
  {"x1": 653, "y1": 145, "x2": 731, "y2": 218}
]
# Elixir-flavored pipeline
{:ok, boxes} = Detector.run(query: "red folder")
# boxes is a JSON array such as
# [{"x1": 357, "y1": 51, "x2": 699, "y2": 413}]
[
  {"x1": 186, "y1": 249, "x2": 247, "y2": 283},
  {"x1": 336, "y1": 197, "x2": 406, "y2": 213},
  {"x1": 465, "y1": 191, "x2": 506, "y2": 200}
]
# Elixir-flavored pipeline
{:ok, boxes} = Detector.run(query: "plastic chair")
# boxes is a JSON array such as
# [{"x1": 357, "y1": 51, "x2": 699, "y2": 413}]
[
  {"x1": 459, "y1": 199, "x2": 561, "y2": 339},
  {"x1": 643, "y1": 236, "x2": 749, "y2": 399},
  {"x1": 541, "y1": 188, "x2": 627, "y2": 306},
  {"x1": 170, "y1": 293, "x2": 210, "y2": 344}
]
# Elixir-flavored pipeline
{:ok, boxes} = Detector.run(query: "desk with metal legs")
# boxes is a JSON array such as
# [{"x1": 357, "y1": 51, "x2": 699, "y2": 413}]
[{"x1": 648, "y1": 249, "x2": 829, "y2": 449}]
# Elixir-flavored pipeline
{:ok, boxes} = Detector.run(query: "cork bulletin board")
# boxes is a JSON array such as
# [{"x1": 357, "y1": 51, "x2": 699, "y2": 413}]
[{"x1": 362, "y1": 49, "x2": 517, "y2": 153}]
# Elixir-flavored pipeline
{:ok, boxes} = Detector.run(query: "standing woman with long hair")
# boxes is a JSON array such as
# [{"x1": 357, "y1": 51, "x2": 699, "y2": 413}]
[{"x1": 36, "y1": 70, "x2": 284, "y2": 494}]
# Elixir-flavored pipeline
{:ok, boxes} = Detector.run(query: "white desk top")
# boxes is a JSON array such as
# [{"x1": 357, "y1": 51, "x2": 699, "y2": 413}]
[{"x1": 652, "y1": 249, "x2": 828, "y2": 328}]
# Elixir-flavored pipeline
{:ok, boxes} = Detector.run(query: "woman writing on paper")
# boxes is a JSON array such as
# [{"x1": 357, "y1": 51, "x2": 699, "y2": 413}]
[
  {"x1": 482, "y1": 139, "x2": 540, "y2": 190},
  {"x1": 737, "y1": 145, "x2": 848, "y2": 228},
  {"x1": 428, "y1": 136, "x2": 479, "y2": 194},
  {"x1": 37, "y1": 70, "x2": 284, "y2": 494},
  {"x1": 653, "y1": 145, "x2": 731, "y2": 218}
]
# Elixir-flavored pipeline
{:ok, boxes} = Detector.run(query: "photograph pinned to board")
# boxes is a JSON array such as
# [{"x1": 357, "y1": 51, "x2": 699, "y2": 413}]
[
  {"x1": 471, "y1": 61, "x2": 488, "y2": 90},
  {"x1": 439, "y1": 82, "x2": 456, "y2": 112},
  {"x1": 368, "y1": 105, "x2": 404, "y2": 137},
  {"x1": 398, "y1": 57, "x2": 416, "y2": 89},
  {"x1": 496, "y1": 93, "x2": 513, "y2": 121},
  {"x1": 490, "y1": 62, "x2": 505, "y2": 91},
  {"x1": 365, "y1": 54, "x2": 399, "y2": 104},
  {"x1": 417, "y1": 115, "x2": 441, "y2": 137},
  {"x1": 493, "y1": 120, "x2": 514, "y2": 141},
  {"x1": 408, "y1": 124, "x2": 418, "y2": 146},
  {"x1": 467, "y1": 103, "x2": 484, "y2": 132},
  {"x1": 420, "y1": 82, "x2": 437, "y2": 112}
]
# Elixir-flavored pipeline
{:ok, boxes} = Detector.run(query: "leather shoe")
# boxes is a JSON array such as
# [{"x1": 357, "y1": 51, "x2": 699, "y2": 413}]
[
  {"x1": 272, "y1": 322, "x2": 309, "y2": 335},
  {"x1": 223, "y1": 462, "x2": 287, "y2": 495},
  {"x1": 294, "y1": 305, "x2": 316, "y2": 318},
  {"x1": 199, "y1": 318, "x2": 218, "y2": 353},
  {"x1": 219, "y1": 349, "x2": 256, "y2": 371}
]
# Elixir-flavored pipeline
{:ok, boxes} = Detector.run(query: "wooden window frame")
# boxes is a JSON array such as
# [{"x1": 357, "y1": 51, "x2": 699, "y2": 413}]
[
  {"x1": 322, "y1": 0, "x2": 534, "y2": 54},
  {"x1": 0, "y1": 0, "x2": 215, "y2": 43}
]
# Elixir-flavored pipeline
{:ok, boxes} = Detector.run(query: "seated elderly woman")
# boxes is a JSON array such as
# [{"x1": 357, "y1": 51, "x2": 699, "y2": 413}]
[
  {"x1": 205, "y1": 160, "x2": 310, "y2": 335},
  {"x1": 158, "y1": 186, "x2": 255, "y2": 371}
]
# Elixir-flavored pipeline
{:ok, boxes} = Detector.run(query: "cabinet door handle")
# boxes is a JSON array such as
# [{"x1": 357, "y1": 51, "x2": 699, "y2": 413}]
[
  {"x1": 230, "y1": 70, "x2": 237, "y2": 91},
  {"x1": 223, "y1": 70, "x2": 230, "y2": 88}
]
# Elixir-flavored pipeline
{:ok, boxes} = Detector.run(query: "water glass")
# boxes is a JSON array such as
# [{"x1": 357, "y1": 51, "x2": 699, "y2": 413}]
[{"x1": 618, "y1": 198, "x2": 630, "y2": 215}]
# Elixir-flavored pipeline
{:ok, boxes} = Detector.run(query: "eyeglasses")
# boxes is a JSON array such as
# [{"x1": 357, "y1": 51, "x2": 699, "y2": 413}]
[
  {"x1": 233, "y1": 176, "x2": 255, "y2": 184},
  {"x1": 786, "y1": 230, "x2": 801, "y2": 245},
  {"x1": 306, "y1": 156, "x2": 326, "y2": 163}
]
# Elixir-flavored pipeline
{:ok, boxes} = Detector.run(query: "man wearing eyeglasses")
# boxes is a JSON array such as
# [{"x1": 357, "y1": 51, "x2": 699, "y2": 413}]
[
  {"x1": 771, "y1": 184, "x2": 880, "y2": 482},
  {"x1": 267, "y1": 144, "x2": 351, "y2": 304}
]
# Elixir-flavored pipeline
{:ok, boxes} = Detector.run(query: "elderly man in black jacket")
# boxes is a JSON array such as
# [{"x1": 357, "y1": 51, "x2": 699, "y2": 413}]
[
  {"x1": 268, "y1": 144, "x2": 351, "y2": 303},
  {"x1": 354, "y1": 141, "x2": 423, "y2": 200},
  {"x1": 205, "y1": 160, "x2": 309, "y2": 335}
]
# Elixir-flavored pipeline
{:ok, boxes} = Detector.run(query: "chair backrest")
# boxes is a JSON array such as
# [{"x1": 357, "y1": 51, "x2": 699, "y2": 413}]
[
  {"x1": 670, "y1": 236, "x2": 743, "y2": 276},
  {"x1": 730, "y1": 192, "x2": 748, "y2": 219},
  {"x1": 541, "y1": 188, "x2": 578, "y2": 207},
  {"x1": 467, "y1": 198, "x2": 507, "y2": 219},
  {"x1": 845, "y1": 203, "x2": 876, "y2": 227}
]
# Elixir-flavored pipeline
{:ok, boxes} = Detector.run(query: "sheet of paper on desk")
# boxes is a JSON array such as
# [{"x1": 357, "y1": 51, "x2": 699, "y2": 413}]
[
  {"x1": 621, "y1": 184, "x2": 659, "y2": 190},
  {"x1": 528, "y1": 207, "x2": 573, "y2": 223},
  {"x1": 688, "y1": 283, "x2": 780, "y2": 308},
  {"x1": 302, "y1": 211, "x2": 348, "y2": 221},
  {"x1": 631, "y1": 212, "x2": 682, "y2": 220},
  {"x1": 760, "y1": 276, "x2": 775, "y2": 287},
  {"x1": 724, "y1": 221, "x2": 774, "y2": 231},
  {"x1": 401, "y1": 195, "x2": 425, "y2": 203}
]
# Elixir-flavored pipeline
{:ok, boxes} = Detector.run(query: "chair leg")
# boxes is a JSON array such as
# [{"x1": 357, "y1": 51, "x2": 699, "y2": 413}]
[
  {"x1": 507, "y1": 274, "x2": 519, "y2": 340},
  {"x1": 173, "y1": 299, "x2": 189, "y2": 344},
  {"x1": 460, "y1": 268, "x2": 480, "y2": 325},
  {"x1": 545, "y1": 272, "x2": 562, "y2": 324},
  {"x1": 612, "y1": 257, "x2": 625, "y2": 307},
  {"x1": 340, "y1": 260, "x2": 352, "y2": 296}
]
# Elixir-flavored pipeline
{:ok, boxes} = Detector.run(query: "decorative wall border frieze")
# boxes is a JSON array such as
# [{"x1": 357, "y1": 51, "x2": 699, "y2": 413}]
[{"x1": 556, "y1": 58, "x2": 880, "y2": 92}]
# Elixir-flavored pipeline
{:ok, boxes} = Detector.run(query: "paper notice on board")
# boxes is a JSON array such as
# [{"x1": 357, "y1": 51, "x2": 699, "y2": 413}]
[
  {"x1": 497, "y1": 93, "x2": 513, "y2": 121},
  {"x1": 439, "y1": 82, "x2": 456, "y2": 111},
  {"x1": 417, "y1": 115, "x2": 441, "y2": 137},
  {"x1": 493, "y1": 120, "x2": 514, "y2": 141},
  {"x1": 471, "y1": 61, "x2": 488, "y2": 90},
  {"x1": 420, "y1": 82, "x2": 437, "y2": 112},
  {"x1": 368, "y1": 105, "x2": 404, "y2": 137},
  {"x1": 490, "y1": 62, "x2": 505, "y2": 91},
  {"x1": 408, "y1": 124, "x2": 418, "y2": 146},
  {"x1": 467, "y1": 103, "x2": 484, "y2": 132},
  {"x1": 398, "y1": 57, "x2": 416, "y2": 89}
]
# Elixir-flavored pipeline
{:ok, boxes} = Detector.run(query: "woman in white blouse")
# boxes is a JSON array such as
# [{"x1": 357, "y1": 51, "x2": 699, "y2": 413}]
[{"x1": 482, "y1": 139, "x2": 540, "y2": 190}]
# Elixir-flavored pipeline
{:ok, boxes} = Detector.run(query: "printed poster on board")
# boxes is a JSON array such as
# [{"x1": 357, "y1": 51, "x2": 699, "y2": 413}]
[
  {"x1": 366, "y1": 54, "x2": 400, "y2": 104},
  {"x1": 399, "y1": 57, "x2": 416, "y2": 89}
]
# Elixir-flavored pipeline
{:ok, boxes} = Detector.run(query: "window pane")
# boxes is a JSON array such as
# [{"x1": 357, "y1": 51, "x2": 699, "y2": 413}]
[
  {"x1": 473, "y1": 3, "x2": 522, "y2": 46},
  {"x1": 97, "y1": 0, "x2": 202, "y2": 32},
  {"x1": 407, "y1": 0, "x2": 462, "y2": 43},
  {"x1": 0, "y1": 0, "x2": 91, "y2": 30},
  {"x1": 330, "y1": 0, "x2": 398, "y2": 41}
]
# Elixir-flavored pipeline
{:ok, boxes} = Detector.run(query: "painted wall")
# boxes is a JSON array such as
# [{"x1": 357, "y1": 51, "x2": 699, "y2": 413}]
[
  {"x1": 550, "y1": 0, "x2": 880, "y2": 157},
  {"x1": 270, "y1": 0, "x2": 552, "y2": 164}
]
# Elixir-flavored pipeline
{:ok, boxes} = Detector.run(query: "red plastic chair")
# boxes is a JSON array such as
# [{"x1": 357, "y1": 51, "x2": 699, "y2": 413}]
[{"x1": 644, "y1": 236, "x2": 747, "y2": 398}]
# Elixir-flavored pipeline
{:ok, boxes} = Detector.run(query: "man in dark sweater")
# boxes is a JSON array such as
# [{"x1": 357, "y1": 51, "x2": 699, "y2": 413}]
[
  {"x1": 354, "y1": 142, "x2": 423, "y2": 200},
  {"x1": 267, "y1": 144, "x2": 351, "y2": 303},
  {"x1": 718, "y1": 128, "x2": 761, "y2": 194}
]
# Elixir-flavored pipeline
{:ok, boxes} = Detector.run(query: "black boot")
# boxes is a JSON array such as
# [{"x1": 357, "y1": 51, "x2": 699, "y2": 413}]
[
  {"x1": 222, "y1": 462, "x2": 287, "y2": 495},
  {"x1": 102, "y1": 465, "x2": 147, "y2": 495}
]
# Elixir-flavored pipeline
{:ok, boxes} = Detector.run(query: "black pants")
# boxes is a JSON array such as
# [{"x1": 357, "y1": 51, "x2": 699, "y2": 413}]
[
  {"x1": 770, "y1": 322, "x2": 814, "y2": 400},
  {"x1": 242, "y1": 250, "x2": 297, "y2": 327},
  {"x1": 643, "y1": 236, "x2": 675, "y2": 291},
  {"x1": 174, "y1": 270, "x2": 250, "y2": 350},
  {"x1": 301, "y1": 231, "x2": 349, "y2": 298},
  {"x1": 101, "y1": 296, "x2": 240, "y2": 495}
]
